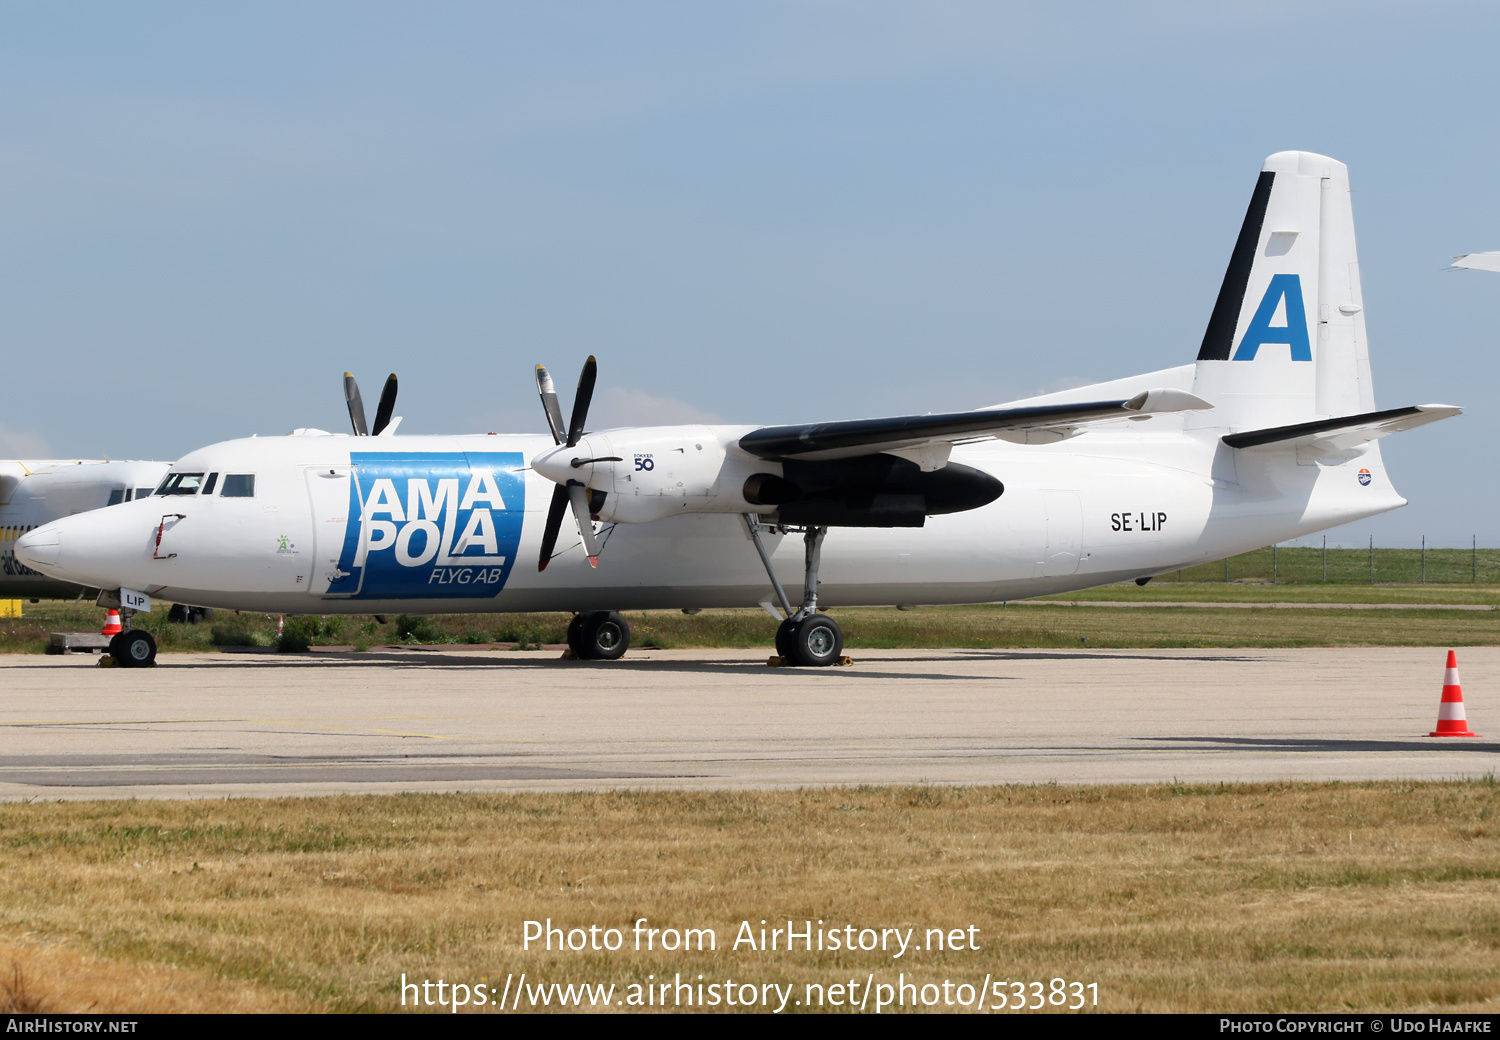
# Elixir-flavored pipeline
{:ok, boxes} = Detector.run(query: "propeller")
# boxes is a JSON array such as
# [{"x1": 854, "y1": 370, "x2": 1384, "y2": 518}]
[
  {"x1": 535, "y1": 356, "x2": 605, "y2": 571},
  {"x1": 343, "y1": 372, "x2": 400, "y2": 436}
]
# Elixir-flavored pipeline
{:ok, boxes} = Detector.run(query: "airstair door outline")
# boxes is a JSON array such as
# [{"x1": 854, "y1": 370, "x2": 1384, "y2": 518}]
[{"x1": 1042, "y1": 491, "x2": 1082, "y2": 577}]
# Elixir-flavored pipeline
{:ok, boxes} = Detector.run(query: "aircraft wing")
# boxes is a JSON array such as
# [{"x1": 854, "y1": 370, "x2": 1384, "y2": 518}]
[
  {"x1": 738, "y1": 387, "x2": 1212, "y2": 469},
  {"x1": 1451, "y1": 252, "x2": 1500, "y2": 273},
  {"x1": 1222, "y1": 404, "x2": 1461, "y2": 453}
]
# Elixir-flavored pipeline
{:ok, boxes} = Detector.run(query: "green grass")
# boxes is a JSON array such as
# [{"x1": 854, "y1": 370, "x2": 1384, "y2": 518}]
[{"x1": 1155, "y1": 545, "x2": 1500, "y2": 585}]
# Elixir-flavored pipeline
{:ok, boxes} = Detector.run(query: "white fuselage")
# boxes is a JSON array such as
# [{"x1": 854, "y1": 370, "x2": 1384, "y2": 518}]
[{"x1": 15, "y1": 421, "x2": 1401, "y2": 615}]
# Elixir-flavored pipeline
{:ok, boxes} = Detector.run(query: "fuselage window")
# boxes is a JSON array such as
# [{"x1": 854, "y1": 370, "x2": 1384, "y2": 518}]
[
  {"x1": 221, "y1": 474, "x2": 255, "y2": 498},
  {"x1": 156, "y1": 473, "x2": 205, "y2": 496},
  {"x1": 202, "y1": 472, "x2": 219, "y2": 495},
  {"x1": 135, "y1": 487, "x2": 153, "y2": 499},
  {"x1": 107, "y1": 489, "x2": 126, "y2": 506}
]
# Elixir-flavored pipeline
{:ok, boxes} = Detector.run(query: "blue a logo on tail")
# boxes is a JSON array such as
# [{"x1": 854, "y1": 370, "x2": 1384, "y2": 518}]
[{"x1": 1232, "y1": 274, "x2": 1312, "y2": 361}]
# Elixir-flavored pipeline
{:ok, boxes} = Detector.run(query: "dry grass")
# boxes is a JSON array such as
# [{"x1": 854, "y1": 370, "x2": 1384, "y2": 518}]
[
  {"x1": 0, "y1": 783, "x2": 1497, "y2": 1013},
  {"x1": 0, "y1": 937, "x2": 309, "y2": 1013}
]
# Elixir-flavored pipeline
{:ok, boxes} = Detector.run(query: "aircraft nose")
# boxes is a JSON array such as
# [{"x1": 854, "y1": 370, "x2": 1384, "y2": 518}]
[
  {"x1": 14, "y1": 509, "x2": 147, "y2": 587},
  {"x1": 14, "y1": 525, "x2": 61, "y2": 569}
]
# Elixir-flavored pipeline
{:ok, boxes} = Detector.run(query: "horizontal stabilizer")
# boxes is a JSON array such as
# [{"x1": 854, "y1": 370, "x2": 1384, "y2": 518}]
[
  {"x1": 739, "y1": 389, "x2": 1212, "y2": 464},
  {"x1": 1222, "y1": 404, "x2": 1461, "y2": 453}
]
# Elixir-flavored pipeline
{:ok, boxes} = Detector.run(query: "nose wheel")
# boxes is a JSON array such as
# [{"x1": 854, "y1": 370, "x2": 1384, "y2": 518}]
[{"x1": 108, "y1": 629, "x2": 157, "y2": 668}]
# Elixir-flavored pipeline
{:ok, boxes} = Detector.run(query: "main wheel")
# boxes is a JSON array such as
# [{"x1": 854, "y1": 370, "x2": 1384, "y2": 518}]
[
  {"x1": 774, "y1": 617, "x2": 799, "y2": 659},
  {"x1": 566, "y1": 613, "x2": 588, "y2": 655},
  {"x1": 786, "y1": 614, "x2": 843, "y2": 667},
  {"x1": 572, "y1": 611, "x2": 630, "y2": 660},
  {"x1": 112, "y1": 630, "x2": 157, "y2": 668}
]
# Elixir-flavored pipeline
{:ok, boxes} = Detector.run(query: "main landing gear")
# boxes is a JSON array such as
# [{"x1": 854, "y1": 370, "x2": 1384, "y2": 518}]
[
  {"x1": 745, "y1": 517, "x2": 845, "y2": 667},
  {"x1": 567, "y1": 611, "x2": 631, "y2": 660}
]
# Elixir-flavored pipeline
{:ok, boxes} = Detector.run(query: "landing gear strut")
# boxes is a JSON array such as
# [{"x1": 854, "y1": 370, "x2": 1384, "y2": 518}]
[
  {"x1": 567, "y1": 611, "x2": 631, "y2": 660},
  {"x1": 745, "y1": 517, "x2": 845, "y2": 667}
]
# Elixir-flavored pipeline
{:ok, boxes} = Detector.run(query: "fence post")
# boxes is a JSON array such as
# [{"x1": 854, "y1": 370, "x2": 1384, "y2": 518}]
[
  {"x1": 1273, "y1": 544, "x2": 1278, "y2": 583},
  {"x1": 1475, "y1": 535, "x2": 1478, "y2": 584},
  {"x1": 1369, "y1": 535, "x2": 1374, "y2": 584},
  {"x1": 1323, "y1": 535, "x2": 1327, "y2": 582},
  {"x1": 1422, "y1": 536, "x2": 1426, "y2": 584},
  {"x1": 1225, "y1": 557, "x2": 1229, "y2": 582}
]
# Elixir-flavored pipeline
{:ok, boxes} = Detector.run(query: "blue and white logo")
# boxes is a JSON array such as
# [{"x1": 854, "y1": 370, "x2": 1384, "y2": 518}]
[
  {"x1": 1233, "y1": 274, "x2": 1312, "y2": 362},
  {"x1": 1358, "y1": 468, "x2": 1372, "y2": 486},
  {"x1": 331, "y1": 451, "x2": 525, "y2": 599}
]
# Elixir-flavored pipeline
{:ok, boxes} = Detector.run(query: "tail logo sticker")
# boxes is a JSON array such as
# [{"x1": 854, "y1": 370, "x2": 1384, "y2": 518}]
[
  {"x1": 1358, "y1": 469, "x2": 1372, "y2": 486},
  {"x1": 1232, "y1": 274, "x2": 1312, "y2": 362}
]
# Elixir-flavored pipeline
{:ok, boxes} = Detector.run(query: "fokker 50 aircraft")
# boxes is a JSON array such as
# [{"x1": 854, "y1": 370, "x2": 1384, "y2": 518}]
[
  {"x1": 17, "y1": 151, "x2": 1459, "y2": 668},
  {"x1": 1, "y1": 459, "x2": 168, "y2": 599}
]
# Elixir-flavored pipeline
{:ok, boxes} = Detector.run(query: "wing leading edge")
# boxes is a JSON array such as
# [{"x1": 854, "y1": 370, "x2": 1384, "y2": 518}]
[{"x1": 738, "y1": 388, "x2": 1211, "y2": 468}]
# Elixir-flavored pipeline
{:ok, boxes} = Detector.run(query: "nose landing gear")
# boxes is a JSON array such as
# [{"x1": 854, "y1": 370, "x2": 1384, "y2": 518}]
[{"x1": 106, "y1": 608, "x2": 157, "y2": 667}]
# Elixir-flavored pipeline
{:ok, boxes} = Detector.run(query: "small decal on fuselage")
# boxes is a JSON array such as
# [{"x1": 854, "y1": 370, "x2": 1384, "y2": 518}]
[
  {"x1": 1358, "y1": 469, "x2": 1372, "y2": 486},
  {"x1": 332, "y1": 451, "x2": 526, "y2": 600}
]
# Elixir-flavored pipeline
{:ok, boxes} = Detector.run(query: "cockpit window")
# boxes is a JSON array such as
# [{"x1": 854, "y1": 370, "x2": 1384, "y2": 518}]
[
  {"x1": 135, "y1": 487, "x2": 153, "y2": 499},
  {"x1": 107, "y1": 489, "x2": 126, "y2": 506},
  {"x1": 156, "y1": 472, "x2": 206, "y2": 496},
  {"x1": 202, "y1": 472, "x2": 219, "y2": 495},
  {"x1": 221, "y1": 474, "x2": 255, "y2": 498}
]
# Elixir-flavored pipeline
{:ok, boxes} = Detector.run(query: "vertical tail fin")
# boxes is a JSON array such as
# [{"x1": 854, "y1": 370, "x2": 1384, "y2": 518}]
[{"x1": 1192, "y1": 151, "x2": 1375, "y2": 429}]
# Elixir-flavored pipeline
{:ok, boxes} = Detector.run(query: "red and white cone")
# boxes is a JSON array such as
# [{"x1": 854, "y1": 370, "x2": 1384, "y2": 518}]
[
  {"x1": 101, "y1": 609, "x2": 123, "y2": 637},
  {"x1": 1430, "y1": 650, "x2": 1480, "y2": 737},
  {"x1": 276, "y1": 615, "x2": 285, "y2": 638}
]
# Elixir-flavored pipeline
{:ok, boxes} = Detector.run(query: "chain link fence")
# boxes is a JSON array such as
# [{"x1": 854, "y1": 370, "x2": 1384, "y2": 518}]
[{"x1": 1162, "y1": 540, "x2": 1499, "y2": 584}]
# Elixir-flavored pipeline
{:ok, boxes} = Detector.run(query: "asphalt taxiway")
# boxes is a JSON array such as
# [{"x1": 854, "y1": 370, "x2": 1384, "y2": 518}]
[{"x1": 0, "y1": 647, "x2": 1494, "y2": 798}]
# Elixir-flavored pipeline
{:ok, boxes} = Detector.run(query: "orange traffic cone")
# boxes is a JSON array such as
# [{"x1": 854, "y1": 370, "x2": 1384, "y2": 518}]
[
  {"x1": 101, "y1": 609, "x2": 123, "y2": 636},
  {"x1": 1430, "y1": 650, "x2": 1480, "y2": 737}
]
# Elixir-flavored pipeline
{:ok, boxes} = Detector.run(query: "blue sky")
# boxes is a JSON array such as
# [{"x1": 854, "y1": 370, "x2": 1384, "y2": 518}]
[{"x1": 2, "y1": 2, "x2": 1495, "y2": 546}]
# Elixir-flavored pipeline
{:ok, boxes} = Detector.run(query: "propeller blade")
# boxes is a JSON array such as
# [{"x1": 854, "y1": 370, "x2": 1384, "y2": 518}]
[
  {"x1": 535, "y1": 365, "x2": 567, "y2": 445},
  {"x1": 567, "y1": 481, "x2": 601, "y2": 567},
  {"x1": 344, "y1": 373, "x2": 368, "y2": 436},
  {"x1": 371, "y1": 374, "x2": 399, "y2": 436},
  {"x1": 537, "y1": 483, "x2": 570, "y2": 571},
  {"x1": 566, "y1": 356, "x2": 597, "y2": 448}
]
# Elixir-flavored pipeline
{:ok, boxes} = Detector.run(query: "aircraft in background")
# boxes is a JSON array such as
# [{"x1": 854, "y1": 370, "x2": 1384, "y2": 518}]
[
  {"x1": 1, "y1": 459, "x2": 169, "y2": 600},
  {"x1": 18, "y1": 151, "x2": 1460, "y2": 668},
  {"x1": 1450, "y1": 252, "x2": 1500, "y2": 273}
]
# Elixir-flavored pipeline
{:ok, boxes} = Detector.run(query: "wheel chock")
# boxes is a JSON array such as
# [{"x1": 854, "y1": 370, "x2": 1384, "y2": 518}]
[
  {"x1": 559, "y1": 649, "x2": 577, "y2": 660},
  {"x1": 837, "y1": 656, "x2": 854, "y2": 667},
  {"x1": 97, "y1": 654, "x2": 118, "y2": 668},
  {"x1": 767, "y1": 655, "x2": 787, "y2": 667}
]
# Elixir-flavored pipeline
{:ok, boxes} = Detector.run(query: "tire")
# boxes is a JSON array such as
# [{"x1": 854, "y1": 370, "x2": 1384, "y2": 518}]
[
  {"x1": 566, "y1": 613, "x2": 588, "y2": 655},
  {"x1": 577, "y1": 611, "x2": 630, "y2": 660},
  {"x1": 786, "y1": 614, "x2": 843, "y2": 667},
  {"x1": 112, "y1": 630, "x2": 157, "y2": 668},
  {"x1": 774, "y1": 617, "x2": 799, "y2": 659}
]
